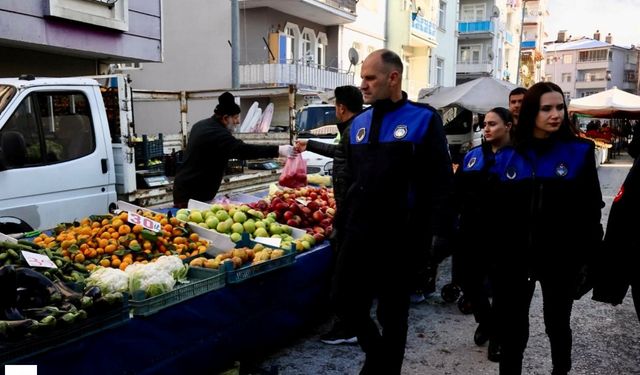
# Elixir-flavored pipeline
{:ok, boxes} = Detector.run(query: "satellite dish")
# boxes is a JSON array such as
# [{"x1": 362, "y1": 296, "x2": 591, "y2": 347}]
[
  {"x1": 348, "y1": 48, "x2": 359, "y2": 66},
  {"x1": 492, "y1": 5, "x2": 500, "y2": 17},
  {"x1": 347, "y1": 47, "x2": 359, "y2": 73}
]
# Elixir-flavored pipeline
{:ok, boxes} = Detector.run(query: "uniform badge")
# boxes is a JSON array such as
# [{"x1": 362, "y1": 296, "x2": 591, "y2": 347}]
[
  {"x1": 505, "y1": 166, "x2": 517, "y2": 180},
  {"x1": 356, "y1": 128, "x2": 366, "y2": 143},
  {"x1": 467, "y1": 157, "x2": 477, "y2": 168},
  {"x1": 555, "y1": 163, "x2": 568, "y2": 177},
  {"x1": 393, "y1": 125, "x2": 408, "y2": 139}
]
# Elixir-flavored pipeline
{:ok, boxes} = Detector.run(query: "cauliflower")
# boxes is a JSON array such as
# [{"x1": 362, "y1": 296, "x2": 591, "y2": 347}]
[
  {"x1": 154, "y1": 255, "x2": 189, "y2": 281},
  {"x1": 127, "y1": 262, "x2": 177, "y2": 297},
  {"x1": 86, "y1": 267, "x2": 129, "y2": 294}
]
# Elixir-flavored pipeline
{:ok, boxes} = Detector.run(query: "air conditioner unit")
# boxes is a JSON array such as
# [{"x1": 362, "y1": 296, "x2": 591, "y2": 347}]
[{"x1": 113, "y1": 62, "x2": 143, "y2": 71}]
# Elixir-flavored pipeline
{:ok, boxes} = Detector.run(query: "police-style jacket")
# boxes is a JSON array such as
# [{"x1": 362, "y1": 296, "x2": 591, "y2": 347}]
[
  {"x1": 342, "y1": 93, "x2": 454, "y2": 240},
  {"x1": 490, "y1": 137, "x2": 603, "y2": 269},
  {"x1": 454, "y1": 143, "x2": 506, "y2": 254},
  {"x1": 593, "y1": 156, "x2": 640, "y2": 305}
]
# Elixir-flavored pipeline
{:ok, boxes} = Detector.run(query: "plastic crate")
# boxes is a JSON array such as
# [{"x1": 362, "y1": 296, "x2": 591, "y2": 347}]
[
  {"x1": 0, "y1": 301, "x2": 130, "y2": 364},
  {"x1": 134, "y1": 134, "x2": 164, "y2": 169},
  {"x1": 223, "y1": 234, "x2": 296, "y2": 284},
  {"x1": 129, "y1": 266, "x2": 225, "y2": 317}
]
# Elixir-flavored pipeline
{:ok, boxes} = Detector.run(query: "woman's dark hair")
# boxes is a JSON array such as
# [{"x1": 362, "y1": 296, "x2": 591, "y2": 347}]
[
  {"x1": 487, "y1": 106, "x2": 514, "y2": 126},
  {"x1": 214, "y1": 91, "x2": 241, "y2": 117},
  {"x1": 513, "y1": 82, "x2": 576, "y2": 147}
]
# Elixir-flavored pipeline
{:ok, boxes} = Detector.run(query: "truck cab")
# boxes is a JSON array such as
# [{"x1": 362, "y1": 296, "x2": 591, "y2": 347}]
[
  {"x1": 0, "y1": 75, "x2": 133, "y2": 232},
  {"x1": 295, "y1": 103, "x2": 338, "y2": 175}
]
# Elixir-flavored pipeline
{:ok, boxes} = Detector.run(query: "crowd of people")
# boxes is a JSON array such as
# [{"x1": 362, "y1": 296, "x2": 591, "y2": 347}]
[{"x1": 171, "y1": 48, "x2": 639, "y2": 375}]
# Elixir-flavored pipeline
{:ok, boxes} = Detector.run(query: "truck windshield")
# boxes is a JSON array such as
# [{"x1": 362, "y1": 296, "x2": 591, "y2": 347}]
[
  {"x1": 0, "y1": 85, "x2": 17, "y2": 115},
  {"x1": 296, "y1": 106, "x2": 337, "y2": 133}
]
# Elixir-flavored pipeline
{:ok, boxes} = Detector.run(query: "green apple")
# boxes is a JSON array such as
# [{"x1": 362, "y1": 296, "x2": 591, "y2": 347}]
[
  {"x1": 233, "y1": 211, "x2": 247, "y2": 223},
  {"x1": 177, "y1": 208, "x2": 190, "y2": 217},
  {"x1": 239, "y1": 205, "x2": 251, "y2": 212},
  {"x1": 216, "y1": 221, "x2": 230, "y2": 233},
  {"x1": 205, "y1": 216, "x2": 219, "y2": 229},
  {"x1": 243, "y1": 220, "x2": 256, "y2": 234},
  {"x1": 267, "y1": 212, "x2": 277, "y2": 220},
  {"x1": 301, "y1": 240, "x2": 311, "y2": 250},
  {"x1": 210, "y1": 203, "x2": 224, "y2": 213},
  {"x1": 215, "y1": 210, "x2": 230, "y2": 222},
  {"x1": 189, "y1": 210, "x2": 204, "y2": 223},
  {"x1": 269, "y1": 223, "x2": 283, "y2": 235},
  {"x1": 230, "y1": 232, "x2": 242, "y2": 242},
  {"x1": 176, "y1": 213, "x2": 189, "y2": 222},
  {"x1": 255, "y1": 221, "x2": 266, "y2": 229},
  {"x1": 254, "y1": 228, "x2": 269, "y2": 237},
  {"x1": 231, "y1": 222, "x2": 244, "y2": 234},
  {"x1": 228, "y1": 207, "x2": 238, "y2": 218},
  {"x1": 280, "y1": 224, "x2": 292, "y2": 235},
  {"x1": 199, "y1": 222, "x2": 209, "y2": 228}
]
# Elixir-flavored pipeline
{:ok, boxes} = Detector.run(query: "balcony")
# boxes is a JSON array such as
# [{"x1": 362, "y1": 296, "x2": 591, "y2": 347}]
[
  {"x1": 239, "y1": 63, "x2": 354, "y2": 92},
  {"x1": 575, "y1": 78, "x2": 607, "y2": 89},
  {"x1": 521, "y1": 40, "x2": 536, "y2": 49},
  {"x1": 411, "y1": 14, "x2": 437, "y2": 44},
  {"x1": 457, "y1": 20, "x2": 495, "y2": 39},
  {"x1": 456, "y1": 61, "x2": 492, "y2": 74},
  {"x1": 239, "y1": 0, "x2": 356, "y2": 25},
  {"x1": 577, "y1": 59, "x2": 609, "y2": 70}
]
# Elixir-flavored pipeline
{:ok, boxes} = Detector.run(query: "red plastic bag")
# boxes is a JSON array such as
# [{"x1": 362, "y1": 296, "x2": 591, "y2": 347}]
[{"x1": 279, "y1": 153, "x2": 307, "y2": 188}]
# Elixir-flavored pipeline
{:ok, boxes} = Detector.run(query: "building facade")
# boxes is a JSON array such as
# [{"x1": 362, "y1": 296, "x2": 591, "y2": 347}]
[
  {"x1": 517, "y1": 0, "x2": 547, "y2": 87},
  {"x1": 544, "y1": 32, "x2": 640, "y2": 100},
  {"x1": 0, "y1": 0, "x2": 162, "y2": 76},
  {"x1": 428, "y1": 0, "x2": 458, "y2": 89}
]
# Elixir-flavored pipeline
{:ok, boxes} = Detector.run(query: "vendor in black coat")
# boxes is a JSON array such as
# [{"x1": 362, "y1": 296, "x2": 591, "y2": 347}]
[
  {"x1": 592, "y1": 155, "x2": 640, "y2": 322},
  {"x1": 173, "y1": 92, "x2": 293, "y2": 207}
]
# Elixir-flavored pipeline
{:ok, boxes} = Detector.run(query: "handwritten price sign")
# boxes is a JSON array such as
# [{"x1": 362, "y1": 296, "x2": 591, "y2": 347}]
[
  {"x1": 127, "y1": 211, "x2": 162, "y2": 232},
  {"x1": 22, "y1": 250, "x2": 57, "y2": 268}
]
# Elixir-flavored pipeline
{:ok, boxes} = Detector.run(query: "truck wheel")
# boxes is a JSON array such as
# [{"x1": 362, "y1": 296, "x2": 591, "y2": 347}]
[
  {"x1": 0, "y1": 216, "x2": 34, "y2": 235},
  {"x1": 441, "y1": 283, "x2": 461, "y2": 303}
]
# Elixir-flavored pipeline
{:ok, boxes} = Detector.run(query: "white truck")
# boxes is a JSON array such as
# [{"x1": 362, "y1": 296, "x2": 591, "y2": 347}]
[{"x1": 0, "y1": 74, "x2": 288, "y2": 232}]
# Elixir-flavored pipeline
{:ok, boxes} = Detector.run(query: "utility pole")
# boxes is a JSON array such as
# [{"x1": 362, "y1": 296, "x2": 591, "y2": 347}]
[
  {"x1": 516, "y1": 0, "x2": 527, "y2": 86},
  {"x1": 231, "y1": 0, "x2": 240, "y2": 88}
]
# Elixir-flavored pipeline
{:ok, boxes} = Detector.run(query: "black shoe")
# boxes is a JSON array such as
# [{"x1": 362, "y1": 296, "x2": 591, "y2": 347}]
[
  {"x1": 320, "y1": 323, "x2": 357, "y2": 345},
  {"x1": 487, "y1": 340, "x2": 501, "y2": 362},
  {"x1": 474, "y1": 324, "x2": 490, "y2": 346}
]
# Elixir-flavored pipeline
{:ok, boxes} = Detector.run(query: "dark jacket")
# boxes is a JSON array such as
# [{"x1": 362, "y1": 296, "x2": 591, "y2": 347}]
[
  {"x1": 343, "y1": 93, "x2": 454, "y2": 242},
  {"x1": 305, "y1": 118, "x2": 352, "y2": 216},
  {"x1": 173, "y1": 117, "x2": 278, "y2": 205},
  {"x1": 592, "y1": 156, "x2": 640, "y2": 305},
  {"x1": 492, "y1": 138, "x2": 603, "y2": 278}
]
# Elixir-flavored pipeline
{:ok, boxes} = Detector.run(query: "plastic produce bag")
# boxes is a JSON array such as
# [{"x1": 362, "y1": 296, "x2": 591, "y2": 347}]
[{"x1": 279, "y1": 154, "x2": 307, "y2": 188}]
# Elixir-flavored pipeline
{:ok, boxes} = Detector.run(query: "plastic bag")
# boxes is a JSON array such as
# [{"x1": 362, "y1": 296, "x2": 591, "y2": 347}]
[{"x1": 279, "y1": 153, "x2": 307, "y2": 188}]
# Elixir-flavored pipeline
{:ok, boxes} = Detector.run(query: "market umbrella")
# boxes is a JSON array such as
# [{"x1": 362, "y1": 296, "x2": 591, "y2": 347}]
[
  {"x1": 418, "y1": 77, "x2": 517, "y2": 113},
  {"x1": 569, "y1": 86, "x2": 640, "y2": 119}
]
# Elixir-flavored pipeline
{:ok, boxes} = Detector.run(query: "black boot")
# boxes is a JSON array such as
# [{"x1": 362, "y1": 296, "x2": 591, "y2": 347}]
[
  {"x1": 474, "y1": 323, "x2": 490, "y2": 346},
  {"x1": 488, "y1": 339, "x2": 501, "y2": 363}
]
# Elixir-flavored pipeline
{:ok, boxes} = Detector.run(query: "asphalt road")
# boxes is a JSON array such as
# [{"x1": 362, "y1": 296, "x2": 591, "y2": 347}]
[{"x1": 241, "y1": 152, "x2": 640, "y2": 375}]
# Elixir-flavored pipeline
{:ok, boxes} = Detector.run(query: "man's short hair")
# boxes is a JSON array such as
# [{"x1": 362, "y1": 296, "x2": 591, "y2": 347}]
[
  {"x1": 380, "y1": 49, "x2": 404, "y2": 75},
  {"x1": 509, "y1": 87, "x2": 527, "y2": 98},
  {"x1": 334, "y1": 85, "x2": 364, "y2": 114}
]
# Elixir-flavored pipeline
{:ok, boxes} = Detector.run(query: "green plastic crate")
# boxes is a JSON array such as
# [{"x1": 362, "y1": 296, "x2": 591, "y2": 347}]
[
  {"x1": 129, "y1": 266, "x2": 225, "y2": 317},
  {"x1": 223, "y1": 233, "x2": 296, "y2": 284}
]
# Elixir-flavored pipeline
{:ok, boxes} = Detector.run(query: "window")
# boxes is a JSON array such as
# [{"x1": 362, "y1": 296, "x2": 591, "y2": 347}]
[
  {"x1": 284, "y1": 23, "x2": 300, "y2": 64},
  {"x1": 461, "y1": 3, "x2": 486, "y2": 21},
  {"x1": 562, "y1": 54, "x2": 572, "y2": 64},
  {"x1": 562, "y1": 73, "x2": 572, "y2": 83},
  {"x1": 316, "y1": 32, "x2": 328, "y2": 68},
  {"x1": 438, "y1": 1, "x2": 447, "y2": 29},
  {"x1": 436, "y1": 58, "x2": 445, "y2": 86},
  {"x1": 0, "y1": 91, "x2": 95, "y2": 169},
  {"x1": 545, "y1": 74, "x2": 553, "y2": 82},
  {"x1": 578, "y1": 49, "x2": 607, "y2": 62},
  {"x1": 301, "y1": 28, "x2": 315, "y2": 65},
  {"x1": 459, "y1": 45, "x2": 482, "y2": 64},
  {"x1": 564, "y1": 92, "x2": 571, "y2": 101}
]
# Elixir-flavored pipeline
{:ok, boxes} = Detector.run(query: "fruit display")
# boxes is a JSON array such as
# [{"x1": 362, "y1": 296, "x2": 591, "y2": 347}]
[
  {"x1": 31, "y1": 211, "x2": 209, "y2": 273},
  {"x1": 307, "y1": 173, "x2": 332, "y2": 187},
  {"x1": 250, "y1": 186, "x2": 336, "y2": 244},
  {"x1": 175, "y1": 203, "x2": 300, "y2": 250}
]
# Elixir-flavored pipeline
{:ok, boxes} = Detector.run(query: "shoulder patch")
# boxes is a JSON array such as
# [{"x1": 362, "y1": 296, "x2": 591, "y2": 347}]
[{"x1": 393, "y1": 125, "x2": 408, "y2": 139}]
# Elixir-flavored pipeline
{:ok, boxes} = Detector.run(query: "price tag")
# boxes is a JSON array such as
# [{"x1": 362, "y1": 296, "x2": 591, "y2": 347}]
[
  {"x1": 22, "y1": 250, "x2": 57, "y2": 269},
  {"x1": 295, "y1": 197, "x2": 310, "y2": 206},
  {"x1": 253, "y1": 236, "x2": 282, "y2": 248},
  {"x1": 127, "y1": 211, "x2": 162, "y2": 232}
]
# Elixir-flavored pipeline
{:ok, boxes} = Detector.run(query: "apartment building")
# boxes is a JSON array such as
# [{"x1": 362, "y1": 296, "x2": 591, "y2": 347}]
[
  {"x1": 544, "y1": 31, "x2": 640, "y2": 100},
  {"x1": 429, "y1": 0, "x2": 458, "y2": 88},
  {"x1": 517, "y1": 0, "x2": 548, "y2": 86},
  {"x1": 0, "y1": 0, "x2": 162, "y2": 76}
]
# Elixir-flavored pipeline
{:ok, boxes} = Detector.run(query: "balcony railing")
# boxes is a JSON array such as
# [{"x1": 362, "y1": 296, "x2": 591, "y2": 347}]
[
  {"x1": 458, "y1": 20, "x2": 495, "y2": 34},
  {"x1": 521, "y1": 40, "x2": 536, "y2": 49},
  {"x1": 411, "y1": 14, "x2": 437, "y2": 42},
  {"x1": 239, "y1": 63, "x2": 354, "y2": 92},
  {"x1": 456, "y1": 61, "x2": 493, "y2": 74}
]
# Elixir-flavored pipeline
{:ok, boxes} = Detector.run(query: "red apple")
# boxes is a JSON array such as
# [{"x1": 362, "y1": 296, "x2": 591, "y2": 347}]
[{"x1": 312, "y1": 210, "x2": 324, "y2": 222}]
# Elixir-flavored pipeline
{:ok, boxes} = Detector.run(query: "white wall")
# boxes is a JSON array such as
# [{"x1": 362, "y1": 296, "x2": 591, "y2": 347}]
[{"x1": 430, "y1": 0, "x2": 458, "y2": 87}]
